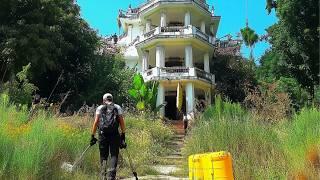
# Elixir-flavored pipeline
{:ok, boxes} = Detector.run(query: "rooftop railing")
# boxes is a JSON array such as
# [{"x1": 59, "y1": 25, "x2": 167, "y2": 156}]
[{"x1": 119, "y1": 0, "x2": 210, "y2": 19}]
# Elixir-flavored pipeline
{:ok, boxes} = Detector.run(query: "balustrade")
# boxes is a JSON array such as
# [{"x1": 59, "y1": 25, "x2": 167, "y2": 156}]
[
  {"x1": 120, "y1": 0, "x2": 210, "y2": 18},
  {"x1": 143, "y1": 67, "x2": 215, "y2": 84},
  {"x1": 140, "y1": 25, "x2": 214, "y2": 46}
]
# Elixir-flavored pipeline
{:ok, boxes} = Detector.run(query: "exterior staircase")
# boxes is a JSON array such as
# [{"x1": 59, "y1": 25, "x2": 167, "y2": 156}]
[
  {"x1": 163, "y1": 120, "x2": 185, "y2": 164},
  {"x1": 152, "y1": 120, "x2": 187, "y2": 178},
  {"x1": 123, "y1": 121, "x2": 188, "y2": 180}
]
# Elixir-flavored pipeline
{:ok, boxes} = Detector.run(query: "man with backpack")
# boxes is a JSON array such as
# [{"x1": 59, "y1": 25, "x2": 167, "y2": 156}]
[{"x1": 90, "y1": 93, "x2": 126, "y2": 180}]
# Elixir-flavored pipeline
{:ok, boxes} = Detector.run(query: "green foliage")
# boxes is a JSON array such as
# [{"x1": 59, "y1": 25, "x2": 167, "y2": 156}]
[
  {"x1": 240, "y1": 26, "x2": 259, "y2": 60},
  {"x1": 211, "y1": 54, "x2": 257, "y2": 102},
  {"x1": 81, "y1": 54, "x2": 133, "y2": 107},
  {"x1": 266, "y1": 0, "x2": 277, "y2": 14},
  {"x1": 202, "y1": 95, "x2": 247, "y2": 121},
  {"x1": 1, "y1": 63, "x2": 38, "y2": 106},
  {"x1": 256, "y1": 50, "x2": 289, "y2": 80},
  {"x1": 276, "y1": 77, "x2": 308, "y2": 109},
  {"x1": 240, "y1": 27, "x2": 259, "y2": 48},
  {"x1": 0, "y1": 0, "x2": 131, "y2": 110},
  {"x1": 266, "y1": 0, "x2": 319, "y2": 96},
  {"x1": 128, "y1": 73, "x2": 161, "y2": 112},
  {"x1": 257, "y1": 51, "x2": 310, "y2": 110}
]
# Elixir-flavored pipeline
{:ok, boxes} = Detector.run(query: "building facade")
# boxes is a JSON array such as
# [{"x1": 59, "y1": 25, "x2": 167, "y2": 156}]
[{"x1": 117, "y1": 0, "x2": 220, "y2": 120}]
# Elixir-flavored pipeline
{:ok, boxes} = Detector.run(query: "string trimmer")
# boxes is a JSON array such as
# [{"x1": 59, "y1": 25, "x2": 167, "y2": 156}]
[
  {"x1": 123, "y1": 148, "x2": 138, "y2": 180},
  {"x1": 61, "y1": 144, "x2": 92, "y2": 172}
]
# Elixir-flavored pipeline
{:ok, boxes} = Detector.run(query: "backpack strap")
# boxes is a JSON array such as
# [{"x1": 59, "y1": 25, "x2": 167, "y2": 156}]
[{"x1": 113, "y1": 106, "x2": 119, "y2": 121}]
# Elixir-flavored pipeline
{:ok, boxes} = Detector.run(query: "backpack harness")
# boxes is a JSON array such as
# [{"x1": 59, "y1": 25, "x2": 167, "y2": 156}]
[{"x1": 98, "y1": 104, "x2": 119, "y2": 134}]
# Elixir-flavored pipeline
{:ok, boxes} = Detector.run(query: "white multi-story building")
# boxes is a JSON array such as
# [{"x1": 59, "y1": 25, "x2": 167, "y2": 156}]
[{"x1": 117, "y1": 0, "x2": 220, "y2": 120}]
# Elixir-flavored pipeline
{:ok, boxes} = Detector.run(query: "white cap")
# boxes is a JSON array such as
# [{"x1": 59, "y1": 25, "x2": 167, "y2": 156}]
[{"x1": 103, "y1": 93, "x2": 113, "y2": 104}]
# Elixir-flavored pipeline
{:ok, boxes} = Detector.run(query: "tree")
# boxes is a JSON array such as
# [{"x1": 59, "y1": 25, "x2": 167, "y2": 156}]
[
  {"x1": 0, "y1": 0, "x2": 132, "y2": 110},
  {"x1": 266, "y1": 0, "x2": 277, "y2": 14},
  {"x1": 211, "y1": 53, "x2": 257, "y2": 103},
  {"x1": 256, "y1": 50, "x2": 289, "y2": 81},
  {"x1": 240, "y1": 26, "x2": 259, "y2": 60},
  {"x1": 266, "y1": 0, "x2": 319, "y2": 98}
]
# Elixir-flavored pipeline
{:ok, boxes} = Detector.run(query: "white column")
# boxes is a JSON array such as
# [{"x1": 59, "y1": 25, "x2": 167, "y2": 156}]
[
  {"x1": 204, "y1": 53, "x2": 210, "y2": 73},
  {"x1": 146, "y1": 20, "x2": 151, "y2": 32},
  {"x1": 157, "y1": 83, "x2": 165, "y2": 117},
  {"x1": 142, "y1": 50, "x2": 149, "y2": 71},
  {"x1": 210, "y1": 25, "x2": 214, "y2": 36},
  {"x1": 205, "y1": 90, "x2": 212, "y2": 105},
  {"x1": 185, "y1": 45, "x2": 193, "y2": 67},
  {"x1": 186, "y1": 82, "x2": 195, "y2": 114},
  {"x1": 156, "y1": 46, "x2": 165, "y2": 67},
  {"x1": 184, "y1": 11, "x2": 191, "y2": 26},
  {"x1": 160, "y1": 12, "x2": 167, "y2": 27},
  {"x1": 201, "y1": 21, "x2": 206, "y2": 33},
  {"x1": 128, "y1": 24, "x2": 133, "y2": 42},
  {"x1": 208, "y1": 90, "x2": 212, "y2": 105}
]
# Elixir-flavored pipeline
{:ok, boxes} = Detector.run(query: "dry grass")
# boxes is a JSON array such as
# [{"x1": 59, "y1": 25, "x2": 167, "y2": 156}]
[{"x1": 245, "y1": 83, "x2": 292, "y2": 122}]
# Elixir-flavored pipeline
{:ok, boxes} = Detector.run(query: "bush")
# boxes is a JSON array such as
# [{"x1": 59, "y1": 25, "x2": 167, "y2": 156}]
[
  {"x1": 245, "y1": 82, "x2": 292, "y2": 122},
  {"x1": 0, "y1": 63, "x2": 38, "y2": 106},
  {"x1": 276, "y1": 77, "x2": 309, "y2": 110}
]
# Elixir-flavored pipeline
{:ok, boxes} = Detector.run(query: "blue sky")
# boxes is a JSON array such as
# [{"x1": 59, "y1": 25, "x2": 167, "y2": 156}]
[{"x1": 77, "y1": 0, "x2": 277, "y2": 61}]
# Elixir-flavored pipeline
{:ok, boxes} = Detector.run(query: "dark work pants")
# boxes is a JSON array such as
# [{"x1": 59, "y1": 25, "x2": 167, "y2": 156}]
[{"x1": 99, "y1": 132, "x2": 120, "y2": 180}]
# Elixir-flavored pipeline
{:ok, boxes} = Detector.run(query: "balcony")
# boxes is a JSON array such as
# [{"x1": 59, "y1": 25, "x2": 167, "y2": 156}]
[
  {"x1": 142, "y1": 67, "x2": 215, "y2": 84},
  {"x1": 119, "y1": 0, "x2": 210, "y2": 19},
  {"x1": 138, "y1": 25, "x2": 216, "y2": 47}
]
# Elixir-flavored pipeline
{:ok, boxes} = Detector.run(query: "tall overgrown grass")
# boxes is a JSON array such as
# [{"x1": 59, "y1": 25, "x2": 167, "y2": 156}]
[
  {"x1": 0, "y1": 93, "x2": 173, "y2": 179},
  {"x1": 283, "y1": 108, "x2": 320, "y2": 178},
  {"x1": 183, "y1": 96, "x2": 320, "y2": 179}
]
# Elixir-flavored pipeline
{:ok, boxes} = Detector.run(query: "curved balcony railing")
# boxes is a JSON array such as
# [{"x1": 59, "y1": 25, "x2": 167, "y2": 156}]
[
  {"x1": 142, "y1": 67, "x2": 215, "y2": 84},
  {"x1": 139, "y1": 25, "x2": 216, "y2": 46},
  {"x1": 119, "y1": 0, "x2": 210, "y2": 19}
]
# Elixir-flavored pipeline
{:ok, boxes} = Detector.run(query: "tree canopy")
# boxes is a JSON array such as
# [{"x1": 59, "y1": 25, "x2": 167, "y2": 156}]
[
  {"x1": 263, "y1": 0, "x2": 319, "y2": 97},
  {"x1": 240, "y1": 26, "x2": 259, "y2": 60},
  {"x1": 0, "y1": 0, "x2": 132, "y2": 110}
]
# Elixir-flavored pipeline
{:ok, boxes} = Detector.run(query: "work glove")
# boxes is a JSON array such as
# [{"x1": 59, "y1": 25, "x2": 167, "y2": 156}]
[
  {"x1": 119, "y1": 133, "x2": 127, "y2": 149},
  {"x1": 90, "y1": 135, "x2": 97, "y2": 146}
]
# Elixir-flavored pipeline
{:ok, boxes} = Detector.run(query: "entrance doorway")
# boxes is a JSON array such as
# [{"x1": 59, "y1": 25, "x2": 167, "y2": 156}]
[
  {"x1": 165, "y1": 93, "x2": 186, "y2": 120},
  {"x1": 165, "y1": 95, "x2": 177, "y2": 120}
]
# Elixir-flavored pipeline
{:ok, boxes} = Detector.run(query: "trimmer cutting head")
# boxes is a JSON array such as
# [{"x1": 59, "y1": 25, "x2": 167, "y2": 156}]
[
  {"x1": 61, "y1": 145, "x2": 92, "y2": 173},
  {"x1": 61, "y1": 162, "x2": 74, "y2": 172},
  {"x1": 133, "y1": 171, "x2": 138, "y2": 180}
]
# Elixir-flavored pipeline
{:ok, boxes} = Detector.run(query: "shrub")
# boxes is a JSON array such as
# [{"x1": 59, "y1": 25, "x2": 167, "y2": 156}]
[
  {"x1": 245, "y1": 82, "x2": 292, "y2": 122},
  {"x1": 276, "y1": 77, "x2": 309, "y2": 110},
  {"x1": 0, "y1": 63, "x2": 38, "y2": 106},
  {"x1": 128, "y1": 73, "x2": 163, "y2": 114}
]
